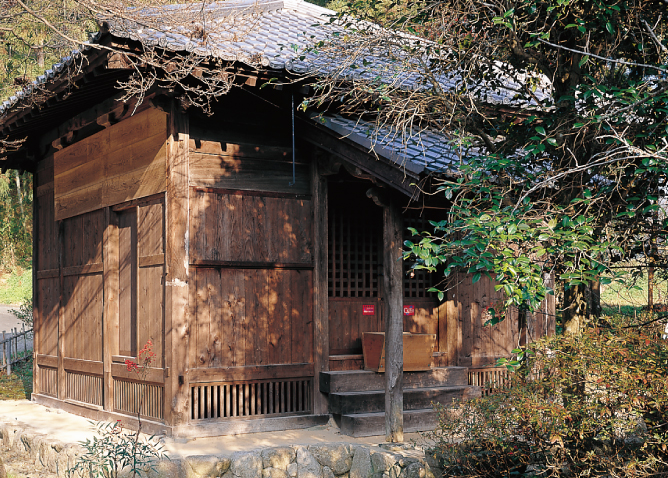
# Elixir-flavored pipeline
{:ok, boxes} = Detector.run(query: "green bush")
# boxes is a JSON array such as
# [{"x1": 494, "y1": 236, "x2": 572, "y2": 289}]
[
  {"x1": 9, "y1": 297, "x2": 32, "y2": 328},
  {"x1": 430, "y1": 316, "x2": 668, "y2": 477}
]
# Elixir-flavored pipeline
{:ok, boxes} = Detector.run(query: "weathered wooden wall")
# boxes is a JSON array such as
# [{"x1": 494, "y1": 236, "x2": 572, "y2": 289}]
[
  {"x1": 33, "y1": 105, "x2": 169, "y2": 421},
  {"x1": 188, "y1": 187, "x2": 314, "y2": 371},
  {"x1": 53, "y1": 108, "x2": 167, "y2": 220},
  {"x1": 186, "y1": 107, "x2": 316, "y2": 420}
]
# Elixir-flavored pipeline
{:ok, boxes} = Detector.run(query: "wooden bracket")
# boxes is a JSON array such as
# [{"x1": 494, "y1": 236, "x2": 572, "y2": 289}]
[
  {"x1": 316, "y1": 152, "x2": 341, "y2": 176},
  {"x1": 343, "y1": 163, "x2": 379, "y2": 185},
  {"x1": 97, "y1": 102, "x2": 130, "y2": 128},
  {"x1": 366, "y1": 187, "x2": 389, "y2": 208}
]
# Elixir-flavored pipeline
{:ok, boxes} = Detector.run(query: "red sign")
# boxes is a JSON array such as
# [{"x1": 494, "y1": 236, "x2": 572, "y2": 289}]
[
  {"x1": 403, "y1": 305, "x2": 415, "y2": 316},
  {"x1": 362, "y1": 305, "x2": 375, "y2": 316}
]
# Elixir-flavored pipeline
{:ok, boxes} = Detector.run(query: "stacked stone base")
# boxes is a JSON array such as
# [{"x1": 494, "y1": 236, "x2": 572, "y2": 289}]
[{"x1": 0, "y1": 421, "x2": 443, "y2": 478}]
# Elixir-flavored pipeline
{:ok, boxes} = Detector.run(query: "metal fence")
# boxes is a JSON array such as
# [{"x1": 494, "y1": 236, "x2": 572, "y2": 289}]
[{"x1": 1, "y1": 325, "x2": 32, "y2": 375}]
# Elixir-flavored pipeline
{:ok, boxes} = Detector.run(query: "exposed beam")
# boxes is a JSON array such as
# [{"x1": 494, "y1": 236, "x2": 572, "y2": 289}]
[{"x1": 297, "y1": 117, "x2": 419, "y2": 199}]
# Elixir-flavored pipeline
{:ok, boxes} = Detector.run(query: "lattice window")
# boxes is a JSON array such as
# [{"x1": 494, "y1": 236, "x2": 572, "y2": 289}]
[
  {"x1": 403, "y1": 211, "x2": 441, "y2": 298},
  {"x1": 191, "y1": 378, "x2": 312, "y2": 420},
  {"x1": 39, "y1": 367, "x2": 57, "y2": 397},
  {"x1": 114, "y1": 379, "x2": 164, "y2": 420},
  {"x1": 66, "y1": 372, "x2": 103, "y2": 406},
  {"x1": 328, "y1": 205, "x2": 382, "y2": 298}
]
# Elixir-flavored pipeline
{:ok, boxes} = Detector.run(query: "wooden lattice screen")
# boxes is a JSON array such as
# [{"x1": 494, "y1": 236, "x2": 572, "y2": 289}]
[
  {"x1": 328, "y1": 205, "x2": 382, "y2": 298},
  {"x1": 403, "y1": 211, "x2": 441, "y2": 298},
  {"x1": 191, "y1": 378, "x2": 312, "y2": 420},
  {"x1": 114, "y1": 379, "x2": 164, "y2": 420},
  {"x1": 39, "y1": 367, "x2": 57, "y2": 397},
  {"x1": 66, "y1": 372, "x2": 103, "y2": 406}
]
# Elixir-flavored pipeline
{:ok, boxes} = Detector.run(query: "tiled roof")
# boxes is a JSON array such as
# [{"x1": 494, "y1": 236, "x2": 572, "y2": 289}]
[
  {"x1": 318, "y1": 114, "x2": 475, "y2": 175},
  {"x1": 0, "y1": 0, "x2": 548, "y2": 175}
]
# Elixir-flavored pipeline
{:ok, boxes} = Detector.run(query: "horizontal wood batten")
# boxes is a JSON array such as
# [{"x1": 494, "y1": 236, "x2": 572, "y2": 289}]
[
  {"x1": 111, "y1": 192, "x2": 165, "y2": 212},
  {"x1": 139, "y1": 254, "x2": 164, "y2": 268},
  {"x1": 191, "y1": 260, "x2": 313, "y2": 270},
  {"x1": 62, "y1": 263, "x2": 104, "y2": 277},
  {"x1": 328, "y1": 354, "x2": 363, "y2": 361},
  {"x1": 36, "y1": 354, "x2": 59, "y2": 368},
  {"x1": 63, "y1": 357, "x2": 103, "y2": 375},
  {"x1": 36, "y1": 269, "x2": 59, "y2": 280},
  {"x1": 173, "y1": 414, "x2": 328, "y2": 438},
  {"x1": 63, "y1": 398, "x2": 104, "y2": 411},
  {"x1": 328, "y1": 297, "x2": 380, "y2": 302},
  {"x1": 188, "y1": 363, "x2": 314, "y2": 383},
  {"x1": 32, "y1": 395, "x2": 169, "y2": 432},
  {"x1": 191, "y1": 187, "x2": 311, "y2": 200},
  {"x1": 111, "y1": 363, "x2": 166, "y2": 384},
  {"x1": 112, "y1": 354, "x2": 137, "y2": 363}
]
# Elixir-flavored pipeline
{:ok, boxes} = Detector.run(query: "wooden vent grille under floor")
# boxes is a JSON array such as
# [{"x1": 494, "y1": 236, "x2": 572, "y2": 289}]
[
  {"x1": 191, "y1": 378, "x2": 312, "y2": 420},
  {"x1": 66, "y1": 372, "x2": 103, "y2": 406},
  {"x1": 39, "y1": 366, "x2": 57, "y2": 397},
  {"x1": 114, "y1": 379, "x2": 164, "y2": 420}
]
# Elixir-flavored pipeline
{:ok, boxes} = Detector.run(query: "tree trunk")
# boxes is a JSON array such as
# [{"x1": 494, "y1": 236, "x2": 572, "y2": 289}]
[
  {"x1": 14, "y1": 171, "x2": 24, "y2": 217},
  {"x1": 590, "y1": 277, "x2": 601, "y2": 317},
  {"x1": 648, "y1": 264, "x2": 654, "y2": 312},
  {"x1": 563, "y1": 283, "x2": 589, "y2": 335}
]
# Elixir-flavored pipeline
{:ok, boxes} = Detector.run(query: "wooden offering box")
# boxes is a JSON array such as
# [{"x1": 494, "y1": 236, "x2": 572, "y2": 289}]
[{"x1": 362, "y1": 332, "x2": 436, "y2": 372}]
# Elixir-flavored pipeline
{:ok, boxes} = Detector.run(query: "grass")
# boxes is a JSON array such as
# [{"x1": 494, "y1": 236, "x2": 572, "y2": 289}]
[
  {"x1": 0, "y1": 268, "x2": 31, "y2": 305},
  {"x1": 599, "y1": 265, "x2": 668, "y2": 315},
  {"x1": 0, "y1": 352, "x2": 32, "y2": 400}
]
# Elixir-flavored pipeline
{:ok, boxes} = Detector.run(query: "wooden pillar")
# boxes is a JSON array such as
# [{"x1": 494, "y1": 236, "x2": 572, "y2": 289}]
[
  {"x1": 57, "y1": 220, "x2": 66, "y2": 400},
  {"x1": 383, "y1": 199, "x2": 403, "y2": 442},
  {"x1": 164, "y1": 102, "x2": 190, "y2": 427},
  {"x1": 32, "y1": 173, "x2": 39, "y2": 396},
  {"x1": 312, "y1": 156, "x2": 329, "y2": 415},
  {"x1": 102, "y1": 207, "x2": 119, "y2": 412}
]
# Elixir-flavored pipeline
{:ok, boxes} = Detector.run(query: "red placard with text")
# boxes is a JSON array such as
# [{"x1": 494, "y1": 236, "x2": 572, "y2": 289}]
[
  {"x1": 362, "y1": 305, "x2": 375, "y2": 316},
  {"x1": 403, "y1": 305, "x2": 415, "y2": 316}
]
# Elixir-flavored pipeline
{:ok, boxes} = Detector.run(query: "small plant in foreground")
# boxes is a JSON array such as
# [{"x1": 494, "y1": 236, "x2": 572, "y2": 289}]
[
  {"x1": 69, "y1": 341, "x2": 166, "y2": 478},
  {"x1": 9, "y1": 297, "x2": 32, "y2": 328},
  {"x1": 428, "y1": 314, "x2": 668, "y2": 477}
]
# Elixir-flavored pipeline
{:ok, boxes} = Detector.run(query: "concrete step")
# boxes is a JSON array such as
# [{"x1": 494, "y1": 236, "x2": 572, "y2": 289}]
[
  {"x1": 319, "y1": 367, "x2": 469, "y2": 394},
  {"x1": 340, "y1": 409, "x2": 439, "y2": 437},
  {"x1": 328, "y1": 385, "x2": 480, "y2": 415}
]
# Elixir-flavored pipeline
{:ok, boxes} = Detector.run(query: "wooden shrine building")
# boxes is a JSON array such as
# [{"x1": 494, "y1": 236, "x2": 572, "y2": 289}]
[{"x1": 0, "y1": 0, "x2": 555, "y2": 437}]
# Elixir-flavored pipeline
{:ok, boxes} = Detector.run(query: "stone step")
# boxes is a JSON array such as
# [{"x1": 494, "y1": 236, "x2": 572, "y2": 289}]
[
  {"x1": 319, "y1": 367, "x2": 469, "y2": 394},
  {"x1": 328, "y1": 385, "x2": 480, "y2": 415},
  {"x1": 339, "y1": 409, "x2": 439, "y2": 437}
]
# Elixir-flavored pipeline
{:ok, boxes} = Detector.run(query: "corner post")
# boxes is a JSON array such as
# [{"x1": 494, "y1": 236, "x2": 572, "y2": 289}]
[
  {"x1": 32, "y1": 172, "x2": 39, "y2": 396},
  {"x1": 383, "y1": 199, "x2": 403, "y2": 442},
  {"x1": 311, "y1": 153, "x2": 329, "y2": 415},
  {"x1": 164, "y1": 101, "x2": 190, "y2": 428}
]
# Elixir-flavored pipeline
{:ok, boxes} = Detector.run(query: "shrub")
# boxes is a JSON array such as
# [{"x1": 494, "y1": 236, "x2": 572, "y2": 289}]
[
  {"x1": 9, "y1": 297, "x2": 32, "y2": 328},
  {"x1": 68, "y1": 341, "x2": 166, "y2": 478},
  {"x1": 430, "y1": 315, "x2": 668, "y2": 477}
]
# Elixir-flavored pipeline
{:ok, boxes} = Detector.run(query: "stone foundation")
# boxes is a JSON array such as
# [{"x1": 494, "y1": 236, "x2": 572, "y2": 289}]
[{"x1": 0, "y1": 421, "x2": 442, "y2": 478}]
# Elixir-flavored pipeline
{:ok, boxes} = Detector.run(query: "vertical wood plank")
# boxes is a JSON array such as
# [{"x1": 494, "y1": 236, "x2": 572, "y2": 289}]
[
  {"x1": 164, "y1": 101, "x2": 189, "y2": 427},
  {"x1": 383, "y1": 200, "x2": 403, "y2": 443},
  {"x1": 244, "y1": 271, "x2": 256, "y2": 367},
  {"x1": 257, "y1": 269, "x2": 269, "y2": 366},
  {"x1": 195, "y1": 269, "x2": 210, "y2": 368},
  {"x1": 210, "y1": 269, "x2": 222, "y2": 368},
  {"x1": 228, "y1": 194, "x2": 244, "y2": 260},
  {"x1": 32, "y1": 177, "x2": 40, "y2": 396},
  {"x1": 57, "y1": 221, "x2": 66, "y2": 400},
  {"x1": 103, "y1": 207, "x2": 120, "y2": 412},
  {"x1": 188, "y1": 268, "x2": 197, "y2": 370}
]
